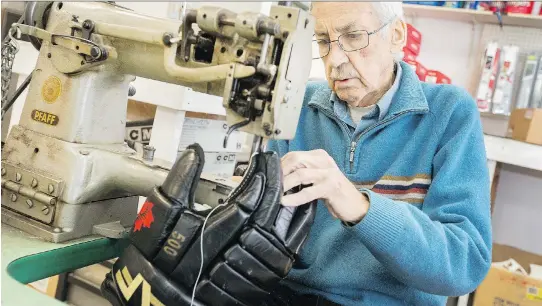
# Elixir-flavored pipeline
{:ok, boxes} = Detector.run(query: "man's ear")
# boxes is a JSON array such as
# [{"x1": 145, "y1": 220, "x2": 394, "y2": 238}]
[{"x1": 390, "y1": 19, "x2": 406, "y2": 54}]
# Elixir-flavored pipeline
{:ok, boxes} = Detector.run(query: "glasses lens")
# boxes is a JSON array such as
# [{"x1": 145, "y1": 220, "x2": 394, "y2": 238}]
[
  {"x1": 339, "y1": 31, "x2": 369, "y2": 52},
  {"x1": 312, "y1": 39, "x2": 329, "y2": 59}
]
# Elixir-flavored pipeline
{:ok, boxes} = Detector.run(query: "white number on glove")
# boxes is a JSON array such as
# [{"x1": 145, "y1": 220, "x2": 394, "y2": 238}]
[{"x1": 164, "y1": 231, "x2": 186, "y2": 257}]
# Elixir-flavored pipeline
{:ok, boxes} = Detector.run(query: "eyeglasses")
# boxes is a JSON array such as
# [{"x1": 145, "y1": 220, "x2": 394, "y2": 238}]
[{"x1": 312, "y1": 19, "x2": 394, "y2": 60}]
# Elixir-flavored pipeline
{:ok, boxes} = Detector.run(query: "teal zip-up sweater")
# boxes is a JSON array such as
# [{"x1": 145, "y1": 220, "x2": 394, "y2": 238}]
[{"x1": 267, "y1": 62, "x2": 492, "y2": 306}]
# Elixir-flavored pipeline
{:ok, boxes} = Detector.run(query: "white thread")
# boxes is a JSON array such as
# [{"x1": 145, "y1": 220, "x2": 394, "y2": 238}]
[
  {"x1": 190, "y1": 202, "x2": 227, "y2": 306},
  {"x1": 190, "y1": 151, "x2": 260, "y2": 305}
]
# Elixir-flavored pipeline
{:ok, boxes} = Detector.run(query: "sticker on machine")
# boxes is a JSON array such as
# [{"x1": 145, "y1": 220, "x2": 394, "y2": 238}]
[
  {"x1": 134, "y1": 200, "x2": 154, "y2": 232},
  {"x1": 41, "y1": 76, "x2": 62, "y2": 104},
  {"x1": 527, "y1": 286, "x2": 542, "y2": 301},
  {"x1": 31, "y1": 110, "x2": 59, "y2": 126}
]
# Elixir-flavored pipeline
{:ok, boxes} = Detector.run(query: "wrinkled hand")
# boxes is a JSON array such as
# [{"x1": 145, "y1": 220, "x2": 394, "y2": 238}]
[{"x1": 281, "y1": 149, "x2": 369, "y2": 223}]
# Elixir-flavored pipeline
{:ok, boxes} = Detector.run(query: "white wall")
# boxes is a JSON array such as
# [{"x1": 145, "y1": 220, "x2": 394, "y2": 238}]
[
  {"x1": 492, "y1": 164, "x2": 542, "y2": 255},
  {"x1": 408, "y1": 18, "x2": 482, "y2": 91}
]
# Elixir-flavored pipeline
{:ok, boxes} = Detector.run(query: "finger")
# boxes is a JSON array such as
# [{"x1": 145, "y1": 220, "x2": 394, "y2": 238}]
[
  {"x1": 281, "y1": 150, "x2": 333, "y2": 177},
  {"x1": 283, "y1": 168, "x2": 325, "y2": 193},
  {"x1": 281, "y1": 151, "x2": 319, "y2": 177},
  {"x1": 280, "y1": 152, "x2": 307, "y2": 178},
  {"x1": 282, "y1": 185, "x2": 322, "y2": 207}
]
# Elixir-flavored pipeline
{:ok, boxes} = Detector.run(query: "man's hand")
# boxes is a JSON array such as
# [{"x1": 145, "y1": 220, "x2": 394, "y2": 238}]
[{"x1": 281, "y1": 149, "x2": 370, "y2": 223}]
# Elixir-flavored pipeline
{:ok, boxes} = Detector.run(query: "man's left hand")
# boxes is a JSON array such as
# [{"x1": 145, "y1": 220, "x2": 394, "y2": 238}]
[{"x1": 281, "y1": 149, "x2": 370, "y2": 223}]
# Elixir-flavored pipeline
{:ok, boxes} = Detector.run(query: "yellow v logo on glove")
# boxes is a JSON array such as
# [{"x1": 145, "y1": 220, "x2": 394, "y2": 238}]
[{"x1": 115, "y1": 267, "x2": 165, "y2": 306}]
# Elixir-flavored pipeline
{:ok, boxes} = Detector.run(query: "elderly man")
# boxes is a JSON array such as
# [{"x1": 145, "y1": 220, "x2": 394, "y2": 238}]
[{"x1": 267, "y1": 2, "x2": 492, "y2": 305}]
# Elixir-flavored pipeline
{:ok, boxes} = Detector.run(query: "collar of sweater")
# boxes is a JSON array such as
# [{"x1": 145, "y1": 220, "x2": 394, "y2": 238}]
[{"x1": 308, "y1": 61, "x2": 429, "y2": 120}]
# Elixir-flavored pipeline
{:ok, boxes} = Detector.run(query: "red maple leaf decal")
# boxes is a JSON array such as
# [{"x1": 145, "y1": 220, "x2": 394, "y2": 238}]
[{"x1": 134, "y1": 201, "x2": 155, "y2": 232}]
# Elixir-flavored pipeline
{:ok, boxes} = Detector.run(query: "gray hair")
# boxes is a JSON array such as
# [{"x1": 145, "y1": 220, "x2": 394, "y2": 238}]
[
  {"x1": 370, "y1": 2, "x2": 404, "y2": 24},
  {"x1": 370, "y1": 2, "x2": 405, "y2": 61}
]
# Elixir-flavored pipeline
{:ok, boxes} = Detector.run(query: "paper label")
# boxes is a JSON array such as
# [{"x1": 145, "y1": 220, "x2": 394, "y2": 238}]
[
  {"x1": 527, "y1": 286, "x2": 542, "y2": 301},
  {"x1": 525, "y1": 110, "x2": 533, "y2": 120},
  {"x1": 178, "y1": 117, "x2": 242, "y2": 152}
]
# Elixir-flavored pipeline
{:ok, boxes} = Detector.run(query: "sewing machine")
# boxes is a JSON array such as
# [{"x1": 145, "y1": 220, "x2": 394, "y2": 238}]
[{"x1": 1, "y1": 1, "x2": 313, "y2": 246}]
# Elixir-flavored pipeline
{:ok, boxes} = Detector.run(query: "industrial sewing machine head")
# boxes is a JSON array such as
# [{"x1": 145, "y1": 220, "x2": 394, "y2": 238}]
[{"x1": 1, "y1": 1, "x2": 313, "y2": 242}]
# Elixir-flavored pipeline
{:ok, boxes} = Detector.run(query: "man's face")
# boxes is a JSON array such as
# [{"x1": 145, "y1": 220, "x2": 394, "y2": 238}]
[{"x1": 312, "y1": 2, "x2": 398, "y2": 106}]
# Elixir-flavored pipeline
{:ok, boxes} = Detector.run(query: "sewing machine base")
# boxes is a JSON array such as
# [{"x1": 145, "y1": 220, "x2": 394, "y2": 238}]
[{"x1": 1, "y1": 196, "x2": 137, "y2": 243}]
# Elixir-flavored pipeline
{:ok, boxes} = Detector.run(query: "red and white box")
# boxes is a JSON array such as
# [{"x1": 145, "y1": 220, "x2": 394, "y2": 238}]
[
  {"x1": 404, "y1": 60, "x2": 428, "y2": 81},
  {"x1": 404, "y1": 40, "x2": 421, "y2": 57},
  {"x1": 406, "y1": 24, "x2": 422, "y2": 44},
  {"x1": 426, "y1": 70, "x2": 451, "y2": 84},
  {"x1": 402, "y1": 47, "x2": 417, "y2": 61},
  {"x1": 505, "y1": 1, "x2": 534, "y2": 14},
  {"x1": 404, "y1": 24, "x2": 422, "y2": 57},
  {"x1": 475, "y1": 42, "x2": 501, "y2": 112}
]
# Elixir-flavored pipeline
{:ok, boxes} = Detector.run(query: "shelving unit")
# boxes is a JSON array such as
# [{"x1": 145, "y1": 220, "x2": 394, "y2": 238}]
[{"x1": 403, "y1": 4, "x2": 542, "y2": 29}]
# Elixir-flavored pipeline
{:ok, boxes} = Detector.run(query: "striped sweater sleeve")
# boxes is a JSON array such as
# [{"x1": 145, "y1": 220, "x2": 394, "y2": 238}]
[{"x1": 347, "y1": 97, "x2": 492, "y2": 297}]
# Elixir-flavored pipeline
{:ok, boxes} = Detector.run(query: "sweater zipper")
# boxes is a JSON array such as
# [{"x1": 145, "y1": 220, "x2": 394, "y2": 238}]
[
  {"x1": 310, "y1": 104, "x2": 427, "y2": 172},
  {"x1": 347, "y1": 109, "x2": 427, "y2": 171},
  {"x1": 349, "y1": 141, "x2": 356, "y2": 170}
]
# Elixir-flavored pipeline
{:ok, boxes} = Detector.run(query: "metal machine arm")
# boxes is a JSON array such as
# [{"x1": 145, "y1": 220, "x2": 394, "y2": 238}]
[{"x1": 1, "y1": 1, "x2": 313, "y2": 243}]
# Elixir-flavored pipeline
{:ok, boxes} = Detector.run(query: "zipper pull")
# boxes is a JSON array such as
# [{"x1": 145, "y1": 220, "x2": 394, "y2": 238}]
[{"x1": 349, "y1": 141, "x2": 356, "y2": 162}]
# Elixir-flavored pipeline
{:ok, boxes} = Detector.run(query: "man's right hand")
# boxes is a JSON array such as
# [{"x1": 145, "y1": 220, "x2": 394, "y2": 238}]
[{"x1": 101, "y1": 143, "x2": 317, "y2": 306}]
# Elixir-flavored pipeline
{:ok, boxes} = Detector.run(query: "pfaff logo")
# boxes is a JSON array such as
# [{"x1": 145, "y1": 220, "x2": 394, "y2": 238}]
[
  {"x1": 115, "y1": 266, "x2": 165, "y2": 306},
  {"x1": 31, "y1": 110, "x2": 59, "y2": 126}
]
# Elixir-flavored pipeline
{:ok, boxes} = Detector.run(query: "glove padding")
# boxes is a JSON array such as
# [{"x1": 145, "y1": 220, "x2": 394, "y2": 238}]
[{"x1": 101, "y1": 143, "x2": 317, "y2": 306}]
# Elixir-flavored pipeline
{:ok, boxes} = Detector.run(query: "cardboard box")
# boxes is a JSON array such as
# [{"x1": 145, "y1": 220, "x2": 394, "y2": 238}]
[
  {"x1": 473, "y1": 244, "x2": 542, "y2": 306},
  {"x1": 507, "y1": 108, "x2": 542, "y2": 145}
]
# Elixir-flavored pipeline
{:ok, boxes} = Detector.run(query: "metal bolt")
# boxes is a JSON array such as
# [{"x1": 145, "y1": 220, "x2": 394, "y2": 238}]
[
  {"x1": 26, "y1": 199, "x2": 34, "y2": 208},
  {"x1": 31, "y1": 178, "x2": 38, "y2": 188},
  {"x1": 15, "y1": 172, "x2": 22, "y2": 181},
  {"x1": 48, "y1": 184, "x2": 55, "y2": 194},
  {"x1": 274, "y1": 129, "x2": 281, "y2": 135},
  {"x1": 79, "y1": 150, "x2": 90, "y2": 155},
  {"x1": 53, "y1": 228, "x2": 62, "y2": 233},
  {"x1": 10, "y1": 194, "x2": 17, "y2": 202},
  {"x1": 143, "y1": 145, "x2": 156, "y2": 162},
  {"x1": 82, "y1": 20, "x2": 92, "y2": 30},
  {"x1": 283, "y1": 96, "x2": 289, "y2": 103},
  {"x1": 90, "y1": 46, "x2": 101, "y2": 59},
  {"x1": 42, "y1": 206, "x2": 50, "y2": 215},
  {"x1": 1, "y1": 168, "x2": 6, "y2": 176},
  {"x1": 286, "y1": 82, "x2": 292, "y2": 90}
]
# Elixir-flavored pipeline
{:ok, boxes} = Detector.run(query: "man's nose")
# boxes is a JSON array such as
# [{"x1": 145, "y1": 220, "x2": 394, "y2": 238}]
[{"x1": 328, "y1": 40, "x2": 349, "y2": 67}]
